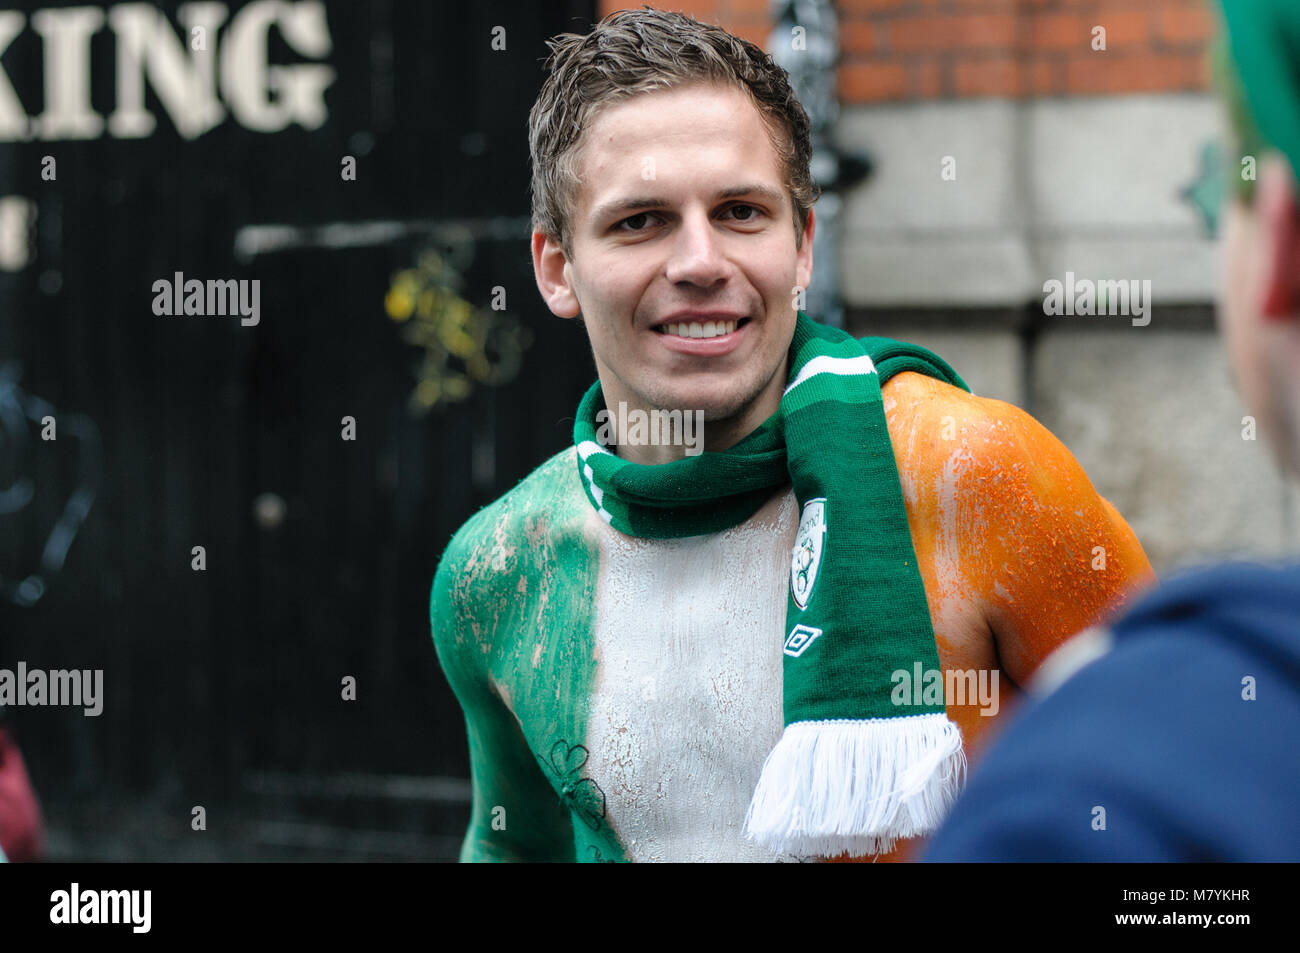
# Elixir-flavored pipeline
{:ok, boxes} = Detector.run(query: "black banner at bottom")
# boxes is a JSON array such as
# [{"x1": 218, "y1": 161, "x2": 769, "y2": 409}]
[{"x1": 0, "y1": 860, "x2": 1283, "y2": 939}]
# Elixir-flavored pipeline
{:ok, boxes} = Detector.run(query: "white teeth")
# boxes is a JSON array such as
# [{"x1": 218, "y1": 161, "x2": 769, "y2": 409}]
[{"x1": 661, "y1": 319, "x2": 739, "y2": 339}]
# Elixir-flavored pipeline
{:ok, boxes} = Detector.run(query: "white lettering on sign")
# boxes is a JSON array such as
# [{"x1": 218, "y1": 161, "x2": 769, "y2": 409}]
[{"x1": 0, "y1": 2, "x2": 334, "y2": 142}]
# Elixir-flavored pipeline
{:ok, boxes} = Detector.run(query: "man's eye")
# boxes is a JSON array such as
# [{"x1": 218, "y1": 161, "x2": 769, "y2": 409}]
[
  {"x1": 616, "y1": 212, "x2": 659, "y2": 232},
  {"x1": 614, "y1": 205, "x2": 764, "y2": 232},
  {"x1": 726, "y1": 204, "x2": 764, "y2": 222}
]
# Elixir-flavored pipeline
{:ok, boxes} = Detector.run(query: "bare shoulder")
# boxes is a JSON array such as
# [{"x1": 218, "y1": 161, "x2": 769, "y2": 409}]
[
  {"x1": 431, "y1": 448, "x2": 592, "y2": 655},
  {"x1": 879, "y1": 369, "x2": 1136, "y2": 548},
  {"x1": 880, "y1": 370, "x2": 1155, "y2": 684},
  {"x1": 880, "y1": 371, "x2": 1061, "y2": 480}
]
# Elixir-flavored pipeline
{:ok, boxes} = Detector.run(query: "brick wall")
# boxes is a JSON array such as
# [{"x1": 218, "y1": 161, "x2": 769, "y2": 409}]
[
  {"x1": 598, "y1": 0, "x2": 1215, "y2": 102},
  {"x1": 598, "y1": 0, "x2": 775, "y2": 47}
]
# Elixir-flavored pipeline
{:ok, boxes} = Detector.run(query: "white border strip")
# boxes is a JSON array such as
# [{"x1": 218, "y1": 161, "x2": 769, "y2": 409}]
[{"x1": 783, "y1": 354, "x2": 877, "y2": 397}]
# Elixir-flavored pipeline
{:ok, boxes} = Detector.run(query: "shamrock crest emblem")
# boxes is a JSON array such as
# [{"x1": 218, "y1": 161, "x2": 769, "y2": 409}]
[{"x1": 790, "y1": 497, "x2": 827, "y2": 610}]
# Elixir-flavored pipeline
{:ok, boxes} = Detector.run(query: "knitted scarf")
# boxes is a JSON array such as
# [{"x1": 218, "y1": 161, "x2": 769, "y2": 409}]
[{"x1": 573, "y1": 311, "x2": 970, "y2": 857}]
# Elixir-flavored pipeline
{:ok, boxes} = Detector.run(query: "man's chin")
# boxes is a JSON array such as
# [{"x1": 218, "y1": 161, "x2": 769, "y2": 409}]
[
  {"x1": 698, "y1": 399, "x2": 771, "y2": 426},
  {"x1": 657, "y1": 388, "x2": 779, "y2": 434},
  {"x1": 666, "y1": 366, "x2": 787, "y2": 424},
  {"x1": 638, "y1": 378, "x2": 735, "y2": 413}
]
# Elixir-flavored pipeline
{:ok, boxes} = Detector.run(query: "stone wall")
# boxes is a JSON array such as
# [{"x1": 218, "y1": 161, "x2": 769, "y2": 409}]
[{"x1": 840, "y1": 90, "x2": 1299, "y2": 574}]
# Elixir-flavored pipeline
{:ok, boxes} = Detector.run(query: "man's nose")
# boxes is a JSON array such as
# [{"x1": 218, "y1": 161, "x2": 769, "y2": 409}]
[{"x1": 664, "y1": 211, "x2": 729, "y2": 287}]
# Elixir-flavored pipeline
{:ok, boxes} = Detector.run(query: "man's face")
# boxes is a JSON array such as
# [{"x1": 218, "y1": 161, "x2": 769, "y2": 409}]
[
  {"x1": 1218, "y1": 153, "x2": 1300, "y2": 477},
  {"x1": 533, "y1": 81, "x2": 813, "y2": 445}
]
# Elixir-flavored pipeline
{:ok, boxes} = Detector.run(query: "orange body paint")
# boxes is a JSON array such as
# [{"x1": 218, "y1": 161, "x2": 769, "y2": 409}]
[{"x1": 834, "y1": 372, "x2": 1157, "y2": 863}]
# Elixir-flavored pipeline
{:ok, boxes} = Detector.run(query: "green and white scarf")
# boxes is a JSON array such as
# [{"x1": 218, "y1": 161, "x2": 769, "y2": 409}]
[{"x1": 573, "y1": 311, "x2": 970, "y2": 857}]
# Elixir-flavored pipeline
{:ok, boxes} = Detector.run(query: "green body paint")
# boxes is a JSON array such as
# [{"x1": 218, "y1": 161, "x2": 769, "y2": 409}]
[{"x1": 431, "y1": 449, "x2": 626, "y2": 862}]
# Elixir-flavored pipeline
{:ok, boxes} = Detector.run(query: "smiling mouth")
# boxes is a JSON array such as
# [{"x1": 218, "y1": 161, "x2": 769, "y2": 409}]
[{"x1": 653, "y1": 317, "x2": 750, "y2": 339}]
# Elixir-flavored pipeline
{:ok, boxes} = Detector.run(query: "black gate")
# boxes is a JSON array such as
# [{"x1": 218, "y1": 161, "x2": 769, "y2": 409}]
[{"x1": 0, "y1": 0, "x2": 597, "y2": 861}]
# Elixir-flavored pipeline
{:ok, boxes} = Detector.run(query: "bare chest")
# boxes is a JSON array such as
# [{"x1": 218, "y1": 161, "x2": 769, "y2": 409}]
[
  {"x1": 578, "y1": 488, "x2": 996, "y2": 862},
  {"x1": 582, "y1": 491, "x2": 800, "y2": 861}
]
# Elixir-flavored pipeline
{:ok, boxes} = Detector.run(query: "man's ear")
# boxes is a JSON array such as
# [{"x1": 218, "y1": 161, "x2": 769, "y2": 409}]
[
  {"x1": 1257, "y1": 155, "x2": 1300, "y2": 321},
  {"x1": 796, "y1": 207, "x2": 815, "y2": 299},
  {"x1": 532, "y1": 230, "x2": 581, "y2": 319}
]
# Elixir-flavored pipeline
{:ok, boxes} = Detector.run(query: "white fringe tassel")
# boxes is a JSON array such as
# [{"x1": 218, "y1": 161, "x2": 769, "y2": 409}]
[{"x1": 743, "y1": 714, "x2": 967, "y2": 857}]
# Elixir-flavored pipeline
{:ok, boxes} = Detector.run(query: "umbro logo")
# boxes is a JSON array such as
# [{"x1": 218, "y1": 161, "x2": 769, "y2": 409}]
[{"x1": 783, "y1": 624, "x2": 823, "y2": 658}]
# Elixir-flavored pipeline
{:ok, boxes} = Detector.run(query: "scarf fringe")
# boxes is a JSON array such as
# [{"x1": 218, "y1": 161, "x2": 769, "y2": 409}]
[{"x1": 743, "y1": 714, "x2": 967, "y2": 858}]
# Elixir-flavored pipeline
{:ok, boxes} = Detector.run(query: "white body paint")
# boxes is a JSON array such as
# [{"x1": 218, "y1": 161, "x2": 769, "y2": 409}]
[{"x1": 585, "y1": 489, "x2": 804, "y2": 862}]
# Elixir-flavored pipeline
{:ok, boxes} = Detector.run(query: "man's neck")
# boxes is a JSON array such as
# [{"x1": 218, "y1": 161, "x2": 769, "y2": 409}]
[
  {"x1": 607, "y1": 356, "x2": 790, "y2": 464},
  {"x1": 618, "y1": 415, "x2": 757, "y2": 464}
]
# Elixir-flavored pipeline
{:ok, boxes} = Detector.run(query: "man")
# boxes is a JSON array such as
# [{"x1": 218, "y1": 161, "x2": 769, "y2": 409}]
[
  {"x1": 924, "y1": 0, "x2": 1300, "y2": 862},
  {"x1": 431, "y1": 8, "x2": 1155, "y2": 863}
]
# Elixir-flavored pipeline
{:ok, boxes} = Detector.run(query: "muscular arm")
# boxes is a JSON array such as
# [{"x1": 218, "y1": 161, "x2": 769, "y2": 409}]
[
  {"x1": 885, "y1": 371, "x2": 1157, "y2": 689},
  {"x1": 430, "y1": 525, "x2": 574, "y2": 862},
  {"x1": 851, "y1": 372, "x2": 1156, "y2": 864}
]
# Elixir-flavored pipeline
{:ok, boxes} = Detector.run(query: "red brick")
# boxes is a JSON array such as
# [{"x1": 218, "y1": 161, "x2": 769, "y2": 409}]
[
  {"x1": 1027, "y1": 58, "x2": 1062, "y2": 96},
  {"x1": 922, "y1": 0, "x2": 1026, "y2": 6},
  {"x1": 726, "y1": 0, "x2": 773, "y2": 16},
  {"x1": 839, "y1": 0, "x2": 912, "y2": 13},
  {"x1": 912, "y1": 59, "x2": 944, "y2": 98},
  {"x1": 842, "y1": 20, "x2": 878, "y2": 55},
  {"x1": 888, "y1": 13, "x2": 1017, "y2": 52},
  {"x1": 728, "y1": 20, "x2": 771, "y2": 48},
  {"x1": 1029, "y1": 13, "x2": 1092, "y2": 51},
  {"x1": 953, "y1": 55, "x2": 1023, "y2": 97},
  {"x1": 601, "y1": 0, "x2": 719, "y2": 17},
  {"x1": 1092, "y1": 10, "x2": 1150, "y2": 48},
  {"x1": 1156, "y1": 0, "x2": 1213, "y2": 47},
  {"x1": 1188, "y1": 45, "x2": 1213, "y2": 88},
  {"x1": 1065, "y1": 51, "x2": 1203, "y2": 95},
  {"x1": 839, "y1": 60, "x2": 909, "y2": 102}
]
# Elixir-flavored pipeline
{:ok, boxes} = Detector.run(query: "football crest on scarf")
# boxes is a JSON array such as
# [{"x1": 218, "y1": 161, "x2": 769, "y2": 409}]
[{"x1": 791, "y1": 497, "x2": 827, "y2": 610}]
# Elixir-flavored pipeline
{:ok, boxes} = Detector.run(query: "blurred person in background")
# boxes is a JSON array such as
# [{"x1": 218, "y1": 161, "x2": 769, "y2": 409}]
[
  {"x1": 925, "y1": 0, "x2": 1300, "y2": 863},
  {"x1": 0, "y1": 707, "x2": 45, "y2": 862}
]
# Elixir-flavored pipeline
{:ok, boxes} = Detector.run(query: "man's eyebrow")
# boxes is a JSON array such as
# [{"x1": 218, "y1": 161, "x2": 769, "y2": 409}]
[{"x1": 588, "y1": 184, "x2": 786, "y2": 223}]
